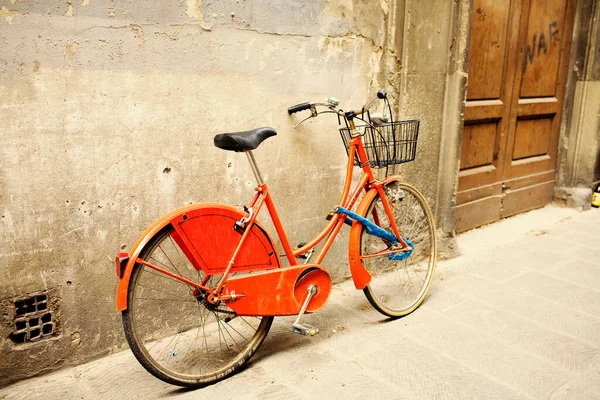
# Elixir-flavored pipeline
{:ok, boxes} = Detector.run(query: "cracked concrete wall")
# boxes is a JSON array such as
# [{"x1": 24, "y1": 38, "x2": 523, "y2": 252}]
[{"x1": 0, "y1": 0, "x2": 394, "y2": 384}]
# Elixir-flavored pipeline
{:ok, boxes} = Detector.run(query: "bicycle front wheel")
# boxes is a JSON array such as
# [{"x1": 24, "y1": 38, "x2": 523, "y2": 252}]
[
  {"x1": 122, "y1": 224, "x2": 273, "y2": 387},
  {"x1": 360, "y1": 182, "x2": 437, "y2": 317}
]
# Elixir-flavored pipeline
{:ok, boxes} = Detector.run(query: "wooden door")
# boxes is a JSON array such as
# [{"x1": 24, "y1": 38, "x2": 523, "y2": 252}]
[{"x1": 455, "y1": 0, "x2": 575, "y2": 233}]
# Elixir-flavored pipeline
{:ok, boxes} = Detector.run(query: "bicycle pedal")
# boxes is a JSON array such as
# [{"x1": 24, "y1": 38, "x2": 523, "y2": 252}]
[
  {"x1": 292, "y1": 323, "x2": 319, "y2": 336},
  {"x1": 291, "y1": 284, "x2": 318, "y2": 335}
]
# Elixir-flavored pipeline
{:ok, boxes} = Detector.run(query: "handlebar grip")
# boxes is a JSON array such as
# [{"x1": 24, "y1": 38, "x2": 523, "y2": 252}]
[{"x1": 288, "y1": 102, "x2": 311, "y2": 115}]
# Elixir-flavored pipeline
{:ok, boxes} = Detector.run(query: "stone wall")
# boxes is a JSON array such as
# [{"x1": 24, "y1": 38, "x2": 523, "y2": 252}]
[
  {"x1": 392, "y1": 0, "x2": 469, "y2": 256},
  {"x1": 556, "y1": 0, "x2": 600, "y2": 207},
  {"x1": 0, "y1": 0, "x2": 474, "y2": 384},
  {"x1": 0, "y1": 0, "x2": 397, "y2": 384}
]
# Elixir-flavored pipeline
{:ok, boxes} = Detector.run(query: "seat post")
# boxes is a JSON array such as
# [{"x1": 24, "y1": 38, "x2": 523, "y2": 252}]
[{"x1": 245, "y1": 150, "x2": 264, "y2": 185}]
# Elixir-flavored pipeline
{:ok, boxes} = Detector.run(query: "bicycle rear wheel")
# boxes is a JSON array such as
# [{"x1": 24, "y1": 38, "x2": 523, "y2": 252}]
[
  {"x1": 360, "y1": 182, "x2": 437, "y2": 317},
  {"x1": 122, "y1": 224, "x2": 273, "y2": 387}
]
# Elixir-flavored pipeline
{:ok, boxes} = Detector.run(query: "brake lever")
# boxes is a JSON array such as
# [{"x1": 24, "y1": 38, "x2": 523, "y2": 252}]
[
  {"x1": 294, "y1": 111, "x2": 316, "y2": 129},
  {"x1": 293, "y1": 99, "x2": 340, "y2": 129}
]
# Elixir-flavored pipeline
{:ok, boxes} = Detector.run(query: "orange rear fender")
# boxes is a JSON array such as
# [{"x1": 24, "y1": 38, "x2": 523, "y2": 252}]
[
  {"x1": 116, "y1": 203, "x2": 280, "y2": 311},
  {"x1": 348, "y1": 175, "x2": 403, "y2": 289}
]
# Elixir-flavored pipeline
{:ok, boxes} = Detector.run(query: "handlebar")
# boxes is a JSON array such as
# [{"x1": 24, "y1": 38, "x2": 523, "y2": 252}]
[
  {"x1": 288, "y1": 89, "x2": 388, "y2": 120},
  {"x1": 288, "y1": 102, "x2": 312, "y2": 114}
]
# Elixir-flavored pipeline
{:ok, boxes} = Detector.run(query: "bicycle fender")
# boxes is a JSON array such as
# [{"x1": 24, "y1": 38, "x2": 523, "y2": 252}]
[
  {"x1": 348, "y1": 175, "x2": 403, "y2": 290},
  {"x1": 116, "y1": 203, "x2": 280, "y2": 311}
]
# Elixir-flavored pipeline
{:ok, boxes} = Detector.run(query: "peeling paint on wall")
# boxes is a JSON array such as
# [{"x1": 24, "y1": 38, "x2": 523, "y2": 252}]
[
  {"x1": 183, "y1": 0, "x2": 211, "y2": 31},
  {"x1": 0, "y1": 6, "x2": 18, "y2": 24},
  {"x1": 65, "y1": 42, "x2": 78, "y2": 62}
]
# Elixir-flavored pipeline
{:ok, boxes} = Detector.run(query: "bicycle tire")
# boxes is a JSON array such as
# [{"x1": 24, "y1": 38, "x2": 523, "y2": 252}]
[
  {"x1": 360, "y1": 182, "x2": 437, "y2": 317},
  {"x1": 122, "y1": 224, "x2": 273, "y2": 387}
]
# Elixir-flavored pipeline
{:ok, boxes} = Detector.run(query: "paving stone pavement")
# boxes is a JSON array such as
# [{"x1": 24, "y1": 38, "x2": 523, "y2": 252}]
[{"x1": 1, "y1": 205, "x2": 599, "y2": 399}]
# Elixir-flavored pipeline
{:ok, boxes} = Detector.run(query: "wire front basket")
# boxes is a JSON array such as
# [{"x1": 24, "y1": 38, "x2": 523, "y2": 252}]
[{"x1": 339, "y1": 120, "x2": 420, "y2": 168}]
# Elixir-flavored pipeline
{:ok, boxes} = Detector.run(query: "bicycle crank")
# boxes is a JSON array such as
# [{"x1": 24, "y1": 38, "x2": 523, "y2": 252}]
[
  {"x1": 222, "y1": 264, "x2": 332, "y2": 317},
  {"x1": 291, "y1": 284, "x2": 319, "y2": 336}
]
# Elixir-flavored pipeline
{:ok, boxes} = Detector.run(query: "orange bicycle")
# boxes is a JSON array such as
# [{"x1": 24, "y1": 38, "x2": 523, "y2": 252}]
[{"x1": 115, "y1": 89, "x2": 437, "y2": 387}]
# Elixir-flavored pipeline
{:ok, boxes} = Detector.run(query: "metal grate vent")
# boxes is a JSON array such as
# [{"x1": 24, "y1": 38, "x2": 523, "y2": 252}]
[{"x1": 10, "y1": 293, "x2": 57, "y2": 343}]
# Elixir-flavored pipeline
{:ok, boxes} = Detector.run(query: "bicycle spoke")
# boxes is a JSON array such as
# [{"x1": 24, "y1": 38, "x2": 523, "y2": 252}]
[
  {"x1": 199, "y1": 307, "x2": 210, "y2": 356},
  {"x1": 169, "y1": 235, "x2": 192, "y2": 268},
  {"x1": 158, "y1": 244, "x2": 185, "y2": 279},
  {"x1": 124, "y1": 222, "x2": 273, "y2": 385},
  {"x1": 221, "y1": 318, "x2": 250, "y2": 342},
  {"x1": 136, "y1": 283, "x2": 194, "y2": 301},
  {"x1": 135, "y1": 297, "x2": 197, "y2": 303},
  {"x1": 167, "y1": 332, "x2": 183, "y2": 367},
  {"x1": 141, "y1": 267, "x2": 195, "y2": 290},
  {"x1": 191, "y1": 325, "x2": 201, "y2": 364},
  {"x1": 155, "y1": 330, "x2": 179, "y2": 363},
  {"x1": 216, "y1": 314, "x2": 242, "y2": 351},
  {"x1": 239, "y1": 317, "x2": 259, "y2": 332}
]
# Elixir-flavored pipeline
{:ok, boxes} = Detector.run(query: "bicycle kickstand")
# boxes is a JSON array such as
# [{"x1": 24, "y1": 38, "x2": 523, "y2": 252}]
[{"x1": 291, "y1": 284, "x2": 319, "y2": 336}]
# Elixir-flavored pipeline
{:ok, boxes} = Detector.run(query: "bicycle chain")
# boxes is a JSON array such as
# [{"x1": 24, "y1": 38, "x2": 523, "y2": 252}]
[{"x1": 211, "y1": 305, "x2": 237, "y2": 316}]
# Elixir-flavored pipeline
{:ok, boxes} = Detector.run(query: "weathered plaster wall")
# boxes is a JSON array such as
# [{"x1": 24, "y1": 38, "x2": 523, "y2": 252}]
[
  {"x1": 556, "y1": 0, "x2": 600, "y2": 207},
  {"x1": 392, "y1": 0, "x2": 468, "y2": 257},
  {"x1": 0, "y1": 0, "x2": 392, "y2": 384},
  {"x1": 394, "y1": 0, "x2": 453, "y2": 202},
  {"x1": 435, "y1": 0, "x2": 470, "y2": 255}
]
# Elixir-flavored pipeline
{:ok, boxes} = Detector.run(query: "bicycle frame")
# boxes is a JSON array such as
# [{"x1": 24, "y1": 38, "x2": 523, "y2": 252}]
[
  {"x1": 209, "y1": 130, "x2": 410, "y2": 300},
  {"x1": 116, "y1": 127, "x2": 411, "y2": 310}
]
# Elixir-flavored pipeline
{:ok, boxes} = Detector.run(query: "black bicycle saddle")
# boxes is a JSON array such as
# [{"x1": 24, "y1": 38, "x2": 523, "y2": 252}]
[{"x1": 214, "y1": 127, "x2": 277, "y2": 152}]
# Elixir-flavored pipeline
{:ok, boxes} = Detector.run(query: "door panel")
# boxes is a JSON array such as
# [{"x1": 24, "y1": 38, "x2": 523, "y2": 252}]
[
  {"x1": 456, "y1": 0, "x2": 518, "y2": 233},
  {"x1": 455, "y1": 196, "x2": 502, "y2": 232},
  {"x1": 467, "y1": 1, "x2": 511, "y2": 100},
  {"x1": 512, "y1": 117, "x2": 553, "y2": 160},
  {"x1": 456, "y1": 0, "x2": 575, "y2": 233},
  {"x1": 519, "y1": 0, "x2": 567, "y2": 98},
  {"x1": 460, "y1": 123, "x2": 498, "y2": 169},
  {"x1": 501, "y1": 0, "x2": 574, "y2": 218},
  {"x1": 502, "y1": 181, "x2": 554, "y2": 217}
]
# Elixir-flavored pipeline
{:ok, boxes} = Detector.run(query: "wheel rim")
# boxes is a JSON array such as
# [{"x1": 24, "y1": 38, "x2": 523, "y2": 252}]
[
  {"x1": 126, "y1": 227, "x2": 271, "y2": 383},
  {"x1": 360, "y1": 183, "x2": 436, "y2": 316}
]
